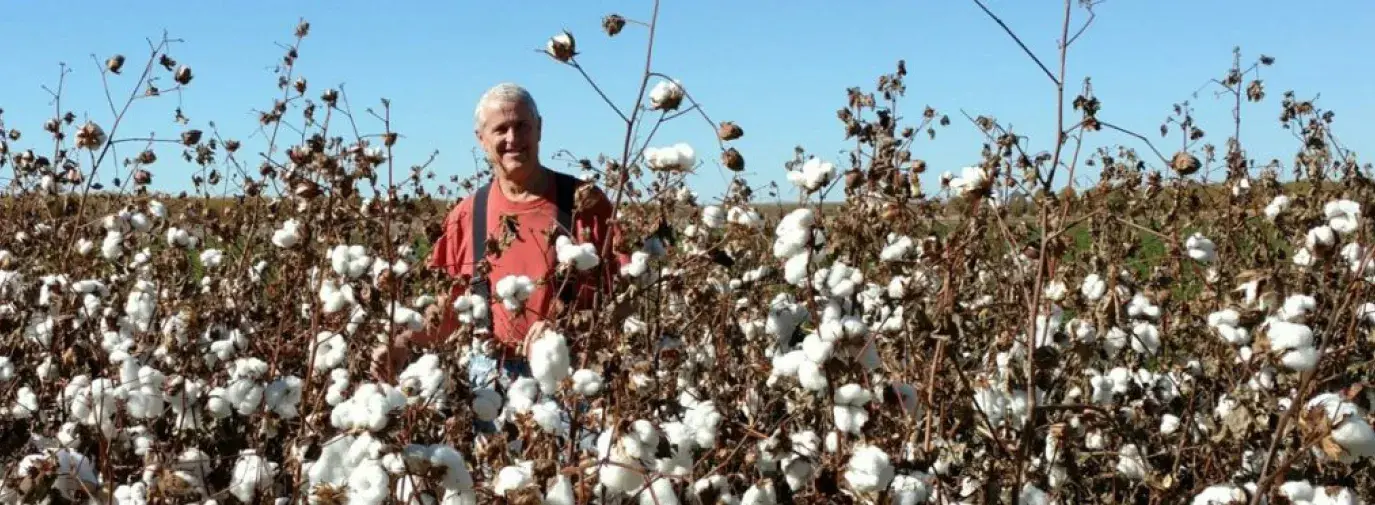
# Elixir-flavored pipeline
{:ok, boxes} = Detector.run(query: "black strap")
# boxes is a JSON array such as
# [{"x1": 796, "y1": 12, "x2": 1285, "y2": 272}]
[
  {"x1": 470, "y1": 183, "x2": 492, "y2": 332},
  {"x1": 468, "y1": 171, "x2": 581, "y2": 332}
]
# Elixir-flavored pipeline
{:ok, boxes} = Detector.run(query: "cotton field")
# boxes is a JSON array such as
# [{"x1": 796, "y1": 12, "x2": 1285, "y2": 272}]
[{"x1": 3, "y1": 5, "x2": 1375, "y2": 505}]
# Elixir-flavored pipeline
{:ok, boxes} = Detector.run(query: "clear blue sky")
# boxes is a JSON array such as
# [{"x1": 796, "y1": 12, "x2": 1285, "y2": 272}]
[{"x1": 2, "y1": 1, "x2": 1372, "y2": 202}]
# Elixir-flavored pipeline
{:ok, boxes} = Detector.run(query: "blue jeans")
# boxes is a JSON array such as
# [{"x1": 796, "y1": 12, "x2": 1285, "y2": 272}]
[{"x1": 468, "y1": 353, "x2": 531, "y2": 434}]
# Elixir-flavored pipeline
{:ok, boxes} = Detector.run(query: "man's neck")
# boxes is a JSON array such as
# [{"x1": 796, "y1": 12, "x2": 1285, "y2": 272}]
[{"x1": 496, "y1": 165, "x2": 549, "y2": 203}]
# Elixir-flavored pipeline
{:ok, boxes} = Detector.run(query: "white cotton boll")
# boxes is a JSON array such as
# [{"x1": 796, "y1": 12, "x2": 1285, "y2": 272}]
[
  {"x1": 1115, "y1": 444, "x2": 1148, "y2": 481},
  {"x1": 330, "y1": 382, "x2": 407, "y2": 432},
  {"x1": 880, "y1": 235, "x2": 914, "y2": 262},
  {"x1": 1314, "y1": 486, "x2": 1359, "y2": 505},
  {"x1": 1281, "y1": 347, "x2": 1321, "y2": 372},
  {"x1": 398, "y1": 354, "x2": 448, "y2": 408},
  {"x1": 102, "y1": 230, "x2": 124, "y2": 260},
  {"x1": 73, "y1": 237, "x2": 96, "y2": 255},
  {"x1": 1127, "y1": 294, "x2": 1161, "y2": 320},
  {"x1": 1161, "y1": 414, "x2": 1181, "y2": 435},
  {"x1": 1081, "y1": 274, "x2": 1107, "y2": 301},
  {"x1": 1325, "y1": 199, "x2": 1362, "y2": 235},
  {"x1": 472, "y1": 388, "x2": 502, "y2": 422},
  {"x1": 798, "y1": 359, "x2": 829, "y2": 393},
  {"x1": 1294, "y1": 247, "x2": 1315, "y2": 268},
  {"x1": 844, "y1": 444, "x2": 895, "y2": 493},
  {"x1": 493, "y1": 274, "x2": 534, "y2": 311},
  {"x1": 229, "y1": 451, "x2": 277, "y2": 504},
  {"x1": 346, "y1": 459, "x2": 389, "y2": 505},
  {"x1": 1131, "y1": 322, "x2": 1162, "y2": 355},
  {"x1": 1042, "y1": 280, "x2": 1068, "y2": 302},
  {"x1": 727, "y1": 206, "x2": 764, "y2": 229},
  {"x1": 620, "y1": 251, "x2": 651, "y2": 279},
  {"x1": 648, "y1": 79, "x2": 685, "y2": 110},
  {"x1": 1279, "y1": 480, "x2": 1314, "y2": 502},
  {"x1": 741, "y1": 482, "x2": 777, "y2": 505},
  {"x1": 531, "y1": 400, "x2": 566, "y2": 435},
  {"x1": 571, "y1": 369, "x2": 604, "y2": 397},
  {"x1": 1305, "y1": 393, "x2": 1375, "y2": 460},
  {"x1": 328, "y1": 244, "x2": 373, "y2": 279},
  {"x1": 310, "y1": 332, "x2": 348, "y2": 372},
  {"x1": 1267, "y1": 320, "x2": 1313, "y2": 350},
  {"x1": 506, "y1": 377, "x2": 540, "y2": 414},
  {"x1": 596, "y1": 432, "x2": 647, "y2": 495},
  {"x1": 1307, "y1": 225, "x2": 1337, "y2": 249},
  {"x1": 947, "y1": 166, "x2": 989, "y2": 196},
  {"x1": 166, "y1": 227, "x2": 198, "y2": 248},
  {"x1": 702, "y1": 205, "x2": 726, "y2": 229},
  {"x1": 641, "y1": 477, "x2": 680, "y2": 505},
  {"x1": 889, "y1": 473, "x2": 933, "y2": 505},
  {"x1": 271, "y1": 219, "x2": 301, "y2": 248},
  {"x1": 1265, "y1": 195, "x2": 1290, "y2": 220},
  {"x1": 1191, "y1": 484, "x2": 1248, "y2": 505},
  {"x1": 1186, "y1": 232, "x2": 1217, "y2": 263},
  {"x1": 788, "y1": 157, "x2": 836, "y2": 193},
  {"x1": 493, "y1": 464, "x2": 533, "y2": 496},
  {"x1": 1278, "y1": 294, "x2": 1318, "y2": 322},
  {"x1": 555, "y1": 235, "x2": 601, "y2": 271},
  {"x1": 528, "y1": 328, "x2": 571, "y2": 393}
]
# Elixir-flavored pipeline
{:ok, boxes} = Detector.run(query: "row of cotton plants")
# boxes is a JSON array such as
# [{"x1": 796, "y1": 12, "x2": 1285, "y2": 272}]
[{"x1": 5, "y1": 11, "x2": 1375, "y2": 505}]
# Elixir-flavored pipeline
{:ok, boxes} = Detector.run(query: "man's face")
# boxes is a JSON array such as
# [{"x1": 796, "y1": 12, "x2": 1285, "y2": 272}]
[{"x1": 476, "y1": 99, "x2": 541, "y2": 180}]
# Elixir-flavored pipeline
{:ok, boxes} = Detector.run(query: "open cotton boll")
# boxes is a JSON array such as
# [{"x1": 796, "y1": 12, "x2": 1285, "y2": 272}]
[
  {"x1": 330, "y1": 382, "x2": 408, "y2": 432},
  {"x1": 1191, "y1": 484, "x2": 1248, "y2": 504},
  {"x1": 1278, "y1": 294, "x2": 1318, "y2": 322},
  {"x1": 1185, "y1": 232, "x2": 1217, "y2": 263},
  {"x1": 701, "y1": 205, "x2": 726, "y2": 229},
  {"x1": 310, "y1": 332, "x2": 348, "y2": 372},
  {"x1": 1306, "y1": 225, "x2": 1337, "y2": 249},
  {"x1": 889, "y1": 473, "x2": 933, "y2": 505},
  {"x1": 1127, "y1": 293, "x2": 1161, "y2": 320},
  {"x1": 1266, "y1": 320, "x2": 1313, "y2": 350},
  {"x1": 1131, "y1": 322, "x2": 1162, "y2": 355},
  {"x1": 833, "y1": 383, "x2": 872, "y2": 434},
  {"x1": 451, "y1": 293, "x2": 489, "y2": 324},
  {"x1": 727, "y1": 206, "x2": 765, "y2": 229},
  {"x1": 640, "y1": 477, "x2": 680, "y2": 505},
  {"x1": 645, "y1": 142, "x2": 696, "y2": 172},
  {"x1": 880, "y1": 234, "x2": 914, "y2": 262},
  {"x1": 271, "y1": 219, "x2": 302, "y2": 248},
  {"x1": 1264, "y1": 195, "x2": 1290, "y2": 220},
  {"x1": 1115, "y1": 444, "x2": 1149, "y2": 481},
  {"x1": 1081, "y1": 273, "x2": 1107, "y2": 301},
  {"x1": 844, "y1": 444, "x2": 895, "y2": 493},
  {"x1": 506, "y1": 377, "x2": 541, "y2": 414},
  {"x1": 493, "y1": 463, "x2": 534, "y2": 496},
  {"x1": 472, "y1": 387, "x2": 503, "y2": 422},
  {"x1": 398, "y1": 354, "x2": 448, "y2": 408},
  {"x1": 595, "y1": 431, "x2": 648, "y2": 495},
  {"x1": 1304, "y1": 392, "x2": 1375, "y2": 461},
  {"x1": 544, "y1": 475, "x2": 575, "y2": 505},
  {"x1": 787, "y1": 157, "x2": 835, "y2": 193},
  {"x1": 329, "y1": 244, "x2": 373, "y2": 279},
  {"x1": 529, "y1": 328, "x2": 571, "y2": 393},
  {"x1": 494, "y1": 275, "x2": 534, "y2": 311},
  {"x1": 555, "y1": 235, "x2": 600, "y2": 271},
  {"x1": 572, "y1": 369, "x2": 604, "y2": 396},
  {"x1": 165, "y1": 227, "x2": 198, "y2": 248},
  {"x1": 229, "y1": 451, "x2": 277, "y2": 503},
  {"x1": 1325, "y1": 199, "x2": 1362, "y2": 234},
  {"x1": 947, "y1": 166, "x2": 989, "y2": 196}
]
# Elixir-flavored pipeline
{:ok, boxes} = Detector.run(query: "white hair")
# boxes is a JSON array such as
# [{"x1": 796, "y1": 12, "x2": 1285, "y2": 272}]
[{"x1": 474, "y1": 82, "x2": 540, "y2": 131}]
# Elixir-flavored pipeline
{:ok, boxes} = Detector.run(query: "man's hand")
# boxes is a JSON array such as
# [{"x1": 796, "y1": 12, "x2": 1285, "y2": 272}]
[
  {"x1": 370, "y1": 331, "x2": 412, "y2": 382},
  {"x1": 522, "y1": 319, "x2": 549, "y2": 362}
]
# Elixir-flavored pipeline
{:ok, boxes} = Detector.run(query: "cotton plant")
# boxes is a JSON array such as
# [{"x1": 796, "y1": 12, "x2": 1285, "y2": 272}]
[
  {"x1": 555, "y1": 235, "x2": 600, "y2": 271},
  {"x1": 494, "y1": 274, "x2": 535, "y2": 311},
  {"x1": 787, "y1": 157, "x2": 836, "y2": 193}
]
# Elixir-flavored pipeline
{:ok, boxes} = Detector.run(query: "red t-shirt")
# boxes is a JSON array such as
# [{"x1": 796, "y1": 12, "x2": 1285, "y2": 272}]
[{"x1": 425, "y1": 173, "x2": 625, "y2": 352}]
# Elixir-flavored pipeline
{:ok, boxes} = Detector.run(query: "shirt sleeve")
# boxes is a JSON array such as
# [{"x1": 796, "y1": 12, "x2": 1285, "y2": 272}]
[{"x1": 414, "y1": 202, "x2": 468, "y2": 346}]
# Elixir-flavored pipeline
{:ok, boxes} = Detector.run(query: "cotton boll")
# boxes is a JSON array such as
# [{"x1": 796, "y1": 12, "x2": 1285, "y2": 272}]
[
  {"x1": 1115, "y1": 444, "x2": 1148, "y2": 481},
  {"x1": 788, "y1": 157, "x2": 835, "y2": 193},
  {"x1": 880, "y1": 235, "x2": 914, "y2": 262},
  {"x1": 1186, "y1": 233, "x2": 1217, "y2": 263},
  {"x1": 555, "y1": 236, "x2": 600, "y2": 271},
  {"x1": 493, "y1": 464, "x2": 534, "y2": 496},
  {"x1": 1305, "y1": 392, "x2": 1375, "y2": 461},
  {"x1": 1131, "y1": 322, "x2": 1161, "y2": 355},
  {"x1": 1281, "y1": 347, "x2": 1321, "y2": 372},
  {"x1": 741, "y1": 481, "x2": 777, "y2": 505},
  {"x1": 1325, "y1": 199, "x2": 1362, "y2": 235},
  {"x1": 271, "y1": 219, "x2": 302, "y2": 248},
  {"x1": 398, "y1": 354, "x2": 448, "y2": 408},
  {"x1": 229, "y1": 451, "x2": 277, "y2": 503},
  {"x1": 889, "y1": 473, "x2": 933, "y2": 505},
  {"x1": 1161, "y1": 414, "x2": 1181, "y2": 435},
  {"x1": 571, "y1": 369, "x2": 604, "y2": 397},
  {"x1": 472, "y1": 387, "x2": 502, "y2": 422},
  {"x1": 525, "y1": 328, "x2": 571, "y2": 393},
  {"x1": 844, "y1": 445, "x2": 895, "y2": 493},
  {"x1": 505, "y1": 378, "x2": 540, "y2": 414},
  {"x1": 702, "y1": 205, "x2": 726, "y2": 229},
  {"x1": 640, "y1": 477, "x2": 680, "y2": 505},
  {"x1": 1264, "y1": 195, "x2": 1290, "y2": 220},
  {"x1": 1190, "y1": 484, "x2": 1248, "y2": 504}
]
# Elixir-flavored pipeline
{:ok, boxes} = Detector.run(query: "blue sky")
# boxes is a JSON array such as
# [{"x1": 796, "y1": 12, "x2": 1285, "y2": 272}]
[{"x1": 2, "y1": 1, "x2": 1372, "y2": 202}]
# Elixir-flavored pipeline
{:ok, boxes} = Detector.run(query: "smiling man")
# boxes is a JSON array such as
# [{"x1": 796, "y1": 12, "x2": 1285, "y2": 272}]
[{"x1": 374, "y1": 83, "x2": 624, "y2": 396}]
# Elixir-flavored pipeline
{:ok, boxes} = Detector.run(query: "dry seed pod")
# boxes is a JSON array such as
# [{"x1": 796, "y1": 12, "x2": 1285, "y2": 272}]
[
  {"x1": 718, "y1": 121, "x2": 744, "y2": 141},
  {"x1": 721, "y1": 148, "x2": 745, "y2": 172},
  {"x1": 602, "y1": 14, "x2": 626, "y2": 36},
  {"x1": 1171, "y1": 151, "x2": 1201, "y2": 176},
  {"x1": 174, "y1": 65, "x2": 193, "y2": 85},
  {"x1": 106, "y1": 54, "x2": 125, "y2": 74}
]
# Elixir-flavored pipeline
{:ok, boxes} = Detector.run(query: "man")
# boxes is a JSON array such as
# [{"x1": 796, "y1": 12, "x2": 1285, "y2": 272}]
[{"x1": 374, "y1": 83, "x2": 625, "y2": 389}]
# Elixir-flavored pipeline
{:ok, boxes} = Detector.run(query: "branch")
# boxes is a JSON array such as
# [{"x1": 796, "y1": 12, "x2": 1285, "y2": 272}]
[
  {"x1": 1099, "y1": 120, "x2": 1171, "y2": 166},
  {"x1": 971, "y1": 0, "x2": 1061, "y2": 86}
]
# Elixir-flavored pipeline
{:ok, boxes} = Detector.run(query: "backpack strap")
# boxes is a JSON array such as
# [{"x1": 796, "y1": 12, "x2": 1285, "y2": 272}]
[
  {"x1": 469, "y1": 183, "x2": 493, "y2": 333},
  {"x1": 552, "y1": 170, "x2": 580, "y2": 235}
]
